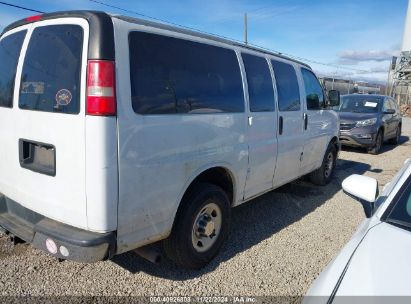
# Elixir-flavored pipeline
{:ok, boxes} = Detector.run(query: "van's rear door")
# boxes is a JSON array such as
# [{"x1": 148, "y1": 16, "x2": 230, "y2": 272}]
[{"x1": 0, "y1": 18, "x2": 89, "y2": 229}]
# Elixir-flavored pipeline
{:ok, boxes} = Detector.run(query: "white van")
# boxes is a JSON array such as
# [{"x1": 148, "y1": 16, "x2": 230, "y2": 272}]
[{"x1": 0, "y1": 11, "x2": 340, "y2": 269}]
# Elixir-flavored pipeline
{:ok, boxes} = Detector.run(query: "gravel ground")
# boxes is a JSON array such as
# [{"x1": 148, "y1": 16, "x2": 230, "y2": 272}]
[{"x1": 1, "y1": 118, "x2": 411, "y2": 297}]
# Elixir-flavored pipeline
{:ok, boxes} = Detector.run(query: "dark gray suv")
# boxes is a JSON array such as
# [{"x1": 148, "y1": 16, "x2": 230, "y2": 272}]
[{"x1": 335, "y1": 94, "x2": 402, "y2": 154}]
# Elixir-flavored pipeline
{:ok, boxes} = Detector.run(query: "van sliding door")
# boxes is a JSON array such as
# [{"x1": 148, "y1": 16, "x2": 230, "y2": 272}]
[
  {"x1": 242, "y1": 53, "x2": 278, "y2": 199},
  {"x1": 271, "y1": 59, "x2": 304, "y2": 188}
]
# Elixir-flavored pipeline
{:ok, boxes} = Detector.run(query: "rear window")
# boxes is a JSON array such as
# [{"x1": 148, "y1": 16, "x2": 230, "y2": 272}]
[
  {"x1": 19, "y1": 25, "x2": 83, "y2": 114},
  {"x1": 129, "y1": 31, "x2": 244, "y2": 114},
  {"x1": 0, "y1": 30, "x2": 26, "y2": 108}
]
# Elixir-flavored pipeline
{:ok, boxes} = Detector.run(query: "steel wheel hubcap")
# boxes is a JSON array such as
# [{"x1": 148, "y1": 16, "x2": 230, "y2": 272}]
[
  {"x1": 192, "y1": 202, "x2": 222, "y2": 253},
  {"x1": 324, "y1": 152, "x2": 334, "y2": 178}
]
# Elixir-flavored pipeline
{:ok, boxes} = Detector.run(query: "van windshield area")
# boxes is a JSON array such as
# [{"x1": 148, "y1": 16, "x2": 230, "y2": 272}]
[
  {"x1": 19, "y1": 25, "x2": 83, "y2": 114},
  {"x1": 335, "y1": 95, "x2": 382, "y2": 113}
]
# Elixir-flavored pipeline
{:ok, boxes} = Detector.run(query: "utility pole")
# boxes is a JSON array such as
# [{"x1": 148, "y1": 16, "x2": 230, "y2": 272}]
[
  {"x1": 244, "y1": 13, "x2": 248, "y2": 45},
  {"x1": 386, "y1": 61, "x2": 390, "y2": 95}
]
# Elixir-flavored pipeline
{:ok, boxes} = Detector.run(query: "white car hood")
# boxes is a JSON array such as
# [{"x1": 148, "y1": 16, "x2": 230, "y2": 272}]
[{"x1": 336, "y1": 222, "x2": 411, "y2": 296}]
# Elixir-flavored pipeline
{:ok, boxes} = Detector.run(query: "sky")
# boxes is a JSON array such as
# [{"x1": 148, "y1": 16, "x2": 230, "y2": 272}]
[{"x1": 0, "y1": 0, "x2": 409, "y2": 84}]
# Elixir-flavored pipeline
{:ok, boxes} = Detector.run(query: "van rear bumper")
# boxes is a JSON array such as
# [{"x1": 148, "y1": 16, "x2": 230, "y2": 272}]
[{"x1": 0, "y1": 194, "x2": 116, "y2": 263}]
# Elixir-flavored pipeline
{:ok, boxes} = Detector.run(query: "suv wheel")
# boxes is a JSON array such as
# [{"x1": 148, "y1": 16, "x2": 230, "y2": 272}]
[
  {"x1": 368, "y1": 130, "x2": 383, "y2": 155},
  {"x1": 389, "y1": 125, "x2": 401, "y2": 145},
  {"x1": 309, "y1": 143, "x2": 337, "y2": 186},
  {"x1": 163, "y1": 183, "x2": 231, "y2": 269}
]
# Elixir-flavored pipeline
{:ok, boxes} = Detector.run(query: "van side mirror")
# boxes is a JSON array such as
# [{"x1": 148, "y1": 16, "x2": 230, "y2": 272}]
[
  {"x1": 342, "y1": 174, "x2": 378, "y2": 218},
  {"x1": 328, "y1": 90, "x2": 340, "y2": 107},
  {"x1": 383, "y1": 109, "x2": 395, "y2": 115}
]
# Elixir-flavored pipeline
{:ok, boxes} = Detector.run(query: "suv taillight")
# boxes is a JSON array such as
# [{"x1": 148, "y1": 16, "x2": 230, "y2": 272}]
[{"x1": 86, "y1": 60, "x2": 116, "y2": 116}]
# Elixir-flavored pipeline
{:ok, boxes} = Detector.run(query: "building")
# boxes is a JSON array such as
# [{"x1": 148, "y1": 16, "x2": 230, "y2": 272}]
[{"x1": 390, "y1": 0, "x2": 411, "y2": 105}]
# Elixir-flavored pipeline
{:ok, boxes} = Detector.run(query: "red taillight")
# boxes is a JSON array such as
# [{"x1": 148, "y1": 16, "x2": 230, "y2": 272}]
[
  {"x1": 86, "y1": 60, "x2": 116, "y2": 116},
  {"x1": 25, "y1": 15, "x2": 42, "y2": 22}
]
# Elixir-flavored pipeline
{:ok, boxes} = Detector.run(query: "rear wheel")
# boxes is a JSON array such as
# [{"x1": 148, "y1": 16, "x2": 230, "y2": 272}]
[
  {"x1": 389, "y1": 125, "x2": 401, "y2": 145},
  {"x1": 309, "y1": 143, "x2": 337, "y2": 186},
  {"x1": 368, "y1": 130, "x2": 383, "y2": 155},
  {"x1": 163, "y1": 183, "x2": 231, "y2": 269}
]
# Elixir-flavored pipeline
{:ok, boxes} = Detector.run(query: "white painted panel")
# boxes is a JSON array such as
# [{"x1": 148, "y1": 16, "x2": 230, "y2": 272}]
[
  {"x1": 85, "y1": 116, "x2": 118, "y2": 232},
  {"x1": 0, "y1": 18, "x2": 89, "y2": 229}
]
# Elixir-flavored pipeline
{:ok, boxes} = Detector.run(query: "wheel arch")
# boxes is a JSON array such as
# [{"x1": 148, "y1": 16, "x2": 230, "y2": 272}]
[
  {"x1": 181, "y1": 165, "x2": 236, "y2": 207},
  {"x1": 318, "y1": 135, "x2": 339, "y2": 170},
  {"x1": 329, "y1": 135, "x2": 339, "y2": 154},
  {"x1": 165, "y1": 165, "x2": 236, "y2": 239},
  {"x1": 163, "y1": 166, "x2": 235, "y2": 268}
]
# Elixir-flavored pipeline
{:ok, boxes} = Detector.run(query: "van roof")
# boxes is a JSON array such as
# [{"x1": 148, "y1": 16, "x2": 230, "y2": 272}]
[{"x1": 2, "y1": 10, "x2": 311, "y2": 69}]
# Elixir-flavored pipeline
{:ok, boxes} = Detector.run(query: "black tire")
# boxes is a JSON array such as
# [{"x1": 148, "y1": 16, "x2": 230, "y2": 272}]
[
  {"x1": 309, "y1": 143, "x2": 337, "y2": 186},
  {"x1": 368, "y1": 130, "x2": 383, "y2": 155},
  {"x1": 163, "y1": 183, "x2": 231, "y2": 269},
  {"x1": 389, "y1": 124, "x2": 401, "y2": 145}
]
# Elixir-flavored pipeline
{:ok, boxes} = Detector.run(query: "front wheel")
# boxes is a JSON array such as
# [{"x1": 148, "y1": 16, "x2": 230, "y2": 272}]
[
  {"x1": 389, "y1": 125, "x2": 401, "y2": 145},
  {"x1": 368, "y1": 130, "x2": 383, "y2": 155},
  {"x1": 163, "y1": 183, "x2": 231, "y2": 269},
  {"x1": 309, "y1": 143, "x2": 337, "y2": 186}
]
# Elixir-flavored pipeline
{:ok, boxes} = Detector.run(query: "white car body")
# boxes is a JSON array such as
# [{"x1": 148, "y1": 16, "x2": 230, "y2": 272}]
[{"x1": 306, "y1": 159, "x2": 411, "y2": 301}]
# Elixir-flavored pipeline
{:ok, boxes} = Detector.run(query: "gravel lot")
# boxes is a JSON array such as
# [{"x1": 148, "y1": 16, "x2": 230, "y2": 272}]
[{"x1": 1, "y1": 118, "x2": 410, "y2": 297}]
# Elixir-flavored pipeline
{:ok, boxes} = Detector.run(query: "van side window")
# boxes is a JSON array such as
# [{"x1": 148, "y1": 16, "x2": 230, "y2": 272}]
[
  {"x1": 0, "y1": 31, "x2": 26, "y2": 108},
  {"x1": 242, "y1": 53, "x2": 275, "y2": 112},
  {"x1": 129, "y1": 32, "x2": 244, "y2": 114},
  {"x1": 301, "y1": 68, "x2": 324, "y2": 110},
  {"x1": 19, "y1": 25, "x2": 83, "y2": 114},
  {"x1": 271, "y1": 60, "x2": 300, "y2": 111}
]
